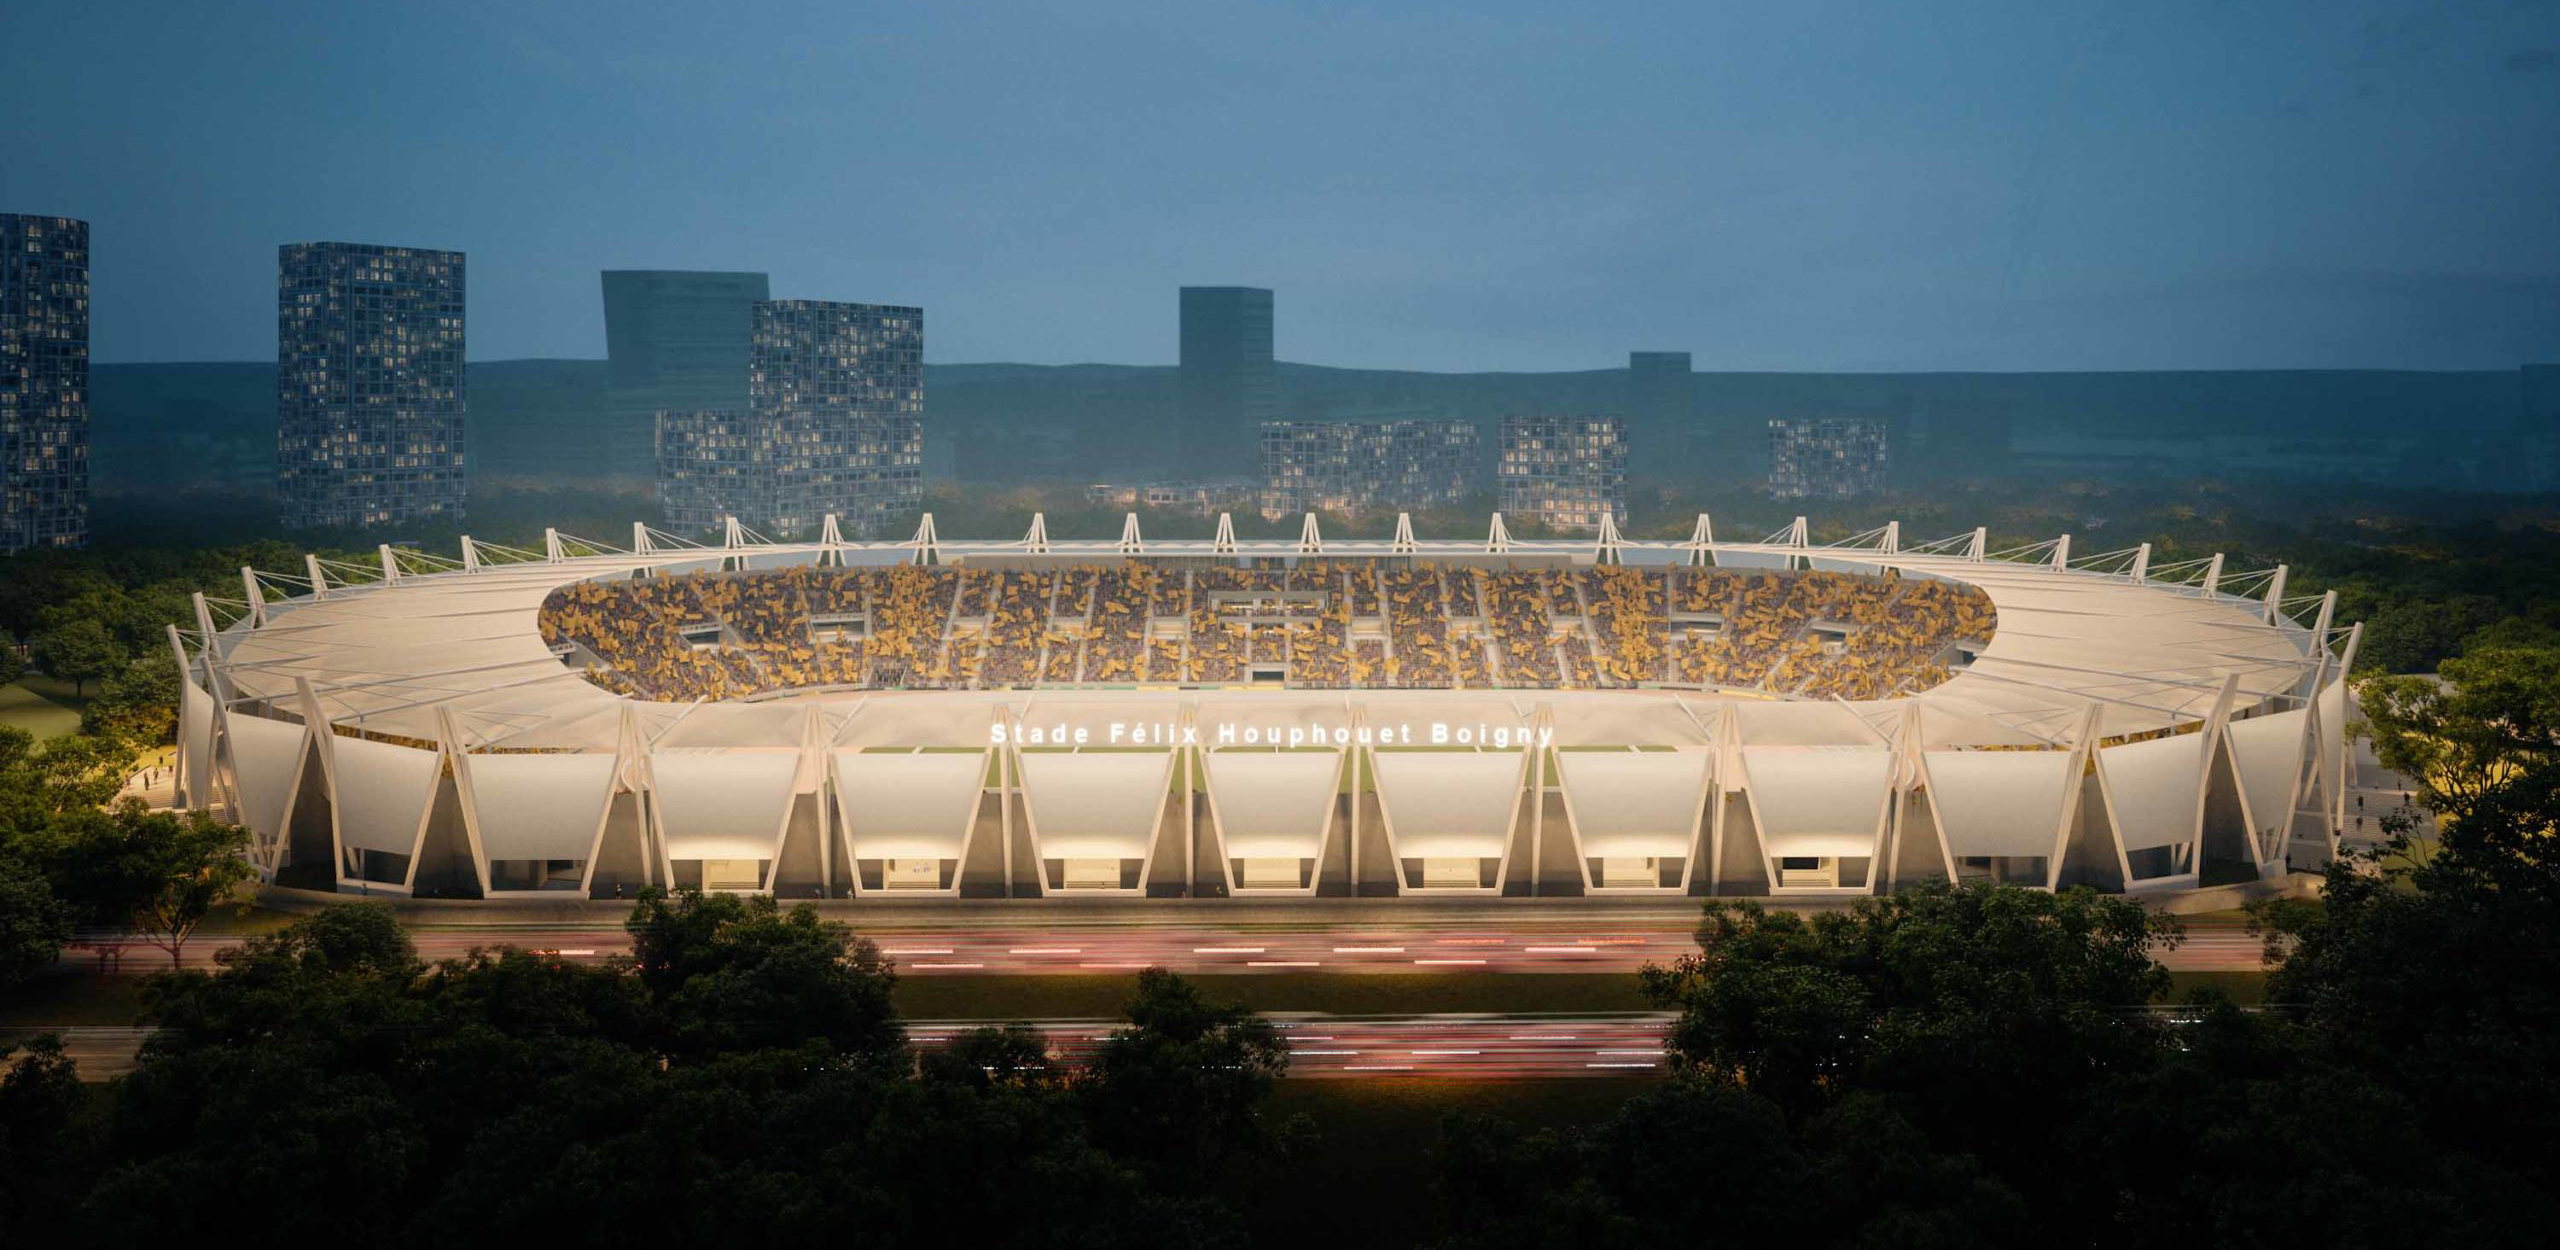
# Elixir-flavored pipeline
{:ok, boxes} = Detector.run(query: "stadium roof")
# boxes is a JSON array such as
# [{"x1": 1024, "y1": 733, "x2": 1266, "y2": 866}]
[{"x1": 197, "y1": 517, "x2": 2344, "y2": 757}]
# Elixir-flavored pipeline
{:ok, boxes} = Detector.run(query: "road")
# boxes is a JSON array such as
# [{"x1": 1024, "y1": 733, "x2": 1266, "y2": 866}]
[
  {"x1": 10, "y1": 1013, "x2": 1675, "y2": 1083},
  {"x1": 28, "y1": 908, "x2": 2267, "y2": 1084},
  {"x1": 69, "y1": 909, "x2": 2272, "y2": 975}
]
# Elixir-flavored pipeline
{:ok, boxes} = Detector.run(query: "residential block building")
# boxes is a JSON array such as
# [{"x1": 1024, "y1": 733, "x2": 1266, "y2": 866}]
[
  {"x1": 1259, "y1": 418, "x2": 1481, "y2": 519},
  {"x1": 657, "y1": 299, "x2": 923, "y2": 538},
  {"x1": 277, "y1": 242, "x2": 466, "y2": 528},
  {"x1": 1768, "y1": 416, "x2": 1889, "y2": 499},
  {"x1": 1498, "y1": 415, "x2": 1626, "y2": 532},
  {"x1": 0, "y1": 213, "x2": 88, "y2": 551}
]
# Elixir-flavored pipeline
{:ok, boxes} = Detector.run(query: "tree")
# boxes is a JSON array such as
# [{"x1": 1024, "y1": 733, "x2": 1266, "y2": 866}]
[
  {"x1": 27, "y1": 617, "x2": 122, "y2": 699},
  {"x1": 2068, "y1": 995, "x2": 2506, "y2": 1248},
  {"x1": 0, "y1": 724, "x2": 135, "y2": 831},
  {"x1": 86, "y1": 648, "x2": 180, "y2": 745},
  {"x1": 1432, "y1": 1078, "x2": 2028, "y2": 1250},
  {"x1": 0, "y1": 1035, "x2": 97, "y2": 1240},
  {"x1": 2355, "y1": 642, "x2": 2560, "y2": 874},
  {"x1": 2248, "y1": 654, "x2": 2560, "y2": 1220},
  {"x1": 0, "y1": 633, "x2": 25, "y2": 686},
  {"x1": 1638, "y1": 884, "x2": 2174, "y2": 1231},
  {"x1": 1081, "y1": 968, "x2": 1292, "y2": 1189},
  {"x1": 0, "y1": 859, "x2": 73, "y2": 988},
  {"x1": 921, "y1": 1023, "x2": 1060, "y2": 1092},
  {"x1": 111, "y1": 807, "x2": 254, "y2": 967},
  {"x1": 622, "y1": 887, "x2": 903, "y2": 1061},
  {"x1": 71, "y1": 902, "x2": 1254, "y2": 1246}
]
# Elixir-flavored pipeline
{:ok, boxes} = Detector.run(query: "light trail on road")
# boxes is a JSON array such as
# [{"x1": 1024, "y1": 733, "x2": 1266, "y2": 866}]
[
  {"x1": 909, "y1": 1012, "x2": 1676, "y2": 1080},
  {"x1": 66, "y1": 912, "x2": 2273, "y2": 976}
]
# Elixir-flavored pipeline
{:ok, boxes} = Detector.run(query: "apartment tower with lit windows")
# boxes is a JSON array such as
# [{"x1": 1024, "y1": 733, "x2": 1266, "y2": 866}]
[
  {"x1": 1498, "y1": 415, "x2": 1627, "y2": 532},
  {"x1": 1258, "y1": 418, "x2": 1481, "y2": 519},
  {"x1": 1768, "y1": 416, "x2": 1889, "y2": 499},
  {"x1": 0, "y1": 213, "x2": 89, "y2": 551},
  {"x1": 657, "y1": 299, "x2": 923, "y2": 539},
  {"x1": 276, "y1": 242, "x2": 467, "y2": 528}
]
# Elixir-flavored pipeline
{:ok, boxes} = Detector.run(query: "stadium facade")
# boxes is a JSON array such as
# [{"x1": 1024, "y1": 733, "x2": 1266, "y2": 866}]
[{"x1": 169, "y1": 513, "x2": 2357, "y2": 904}]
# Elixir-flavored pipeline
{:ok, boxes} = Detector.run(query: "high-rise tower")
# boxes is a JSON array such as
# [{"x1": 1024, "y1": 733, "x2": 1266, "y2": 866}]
[
  {"x1": 1179, "y1": 286, "x2": 1275, "y2": 475},
  {"x1": 658, "y1": 299, "x2": 924, "y2": 539},
  {"x1": 277, "y1": 242, "x2": 466, "y2": 528},
  {"x1": 0, "y1": 214, "x2": 89, "y2": 551}
]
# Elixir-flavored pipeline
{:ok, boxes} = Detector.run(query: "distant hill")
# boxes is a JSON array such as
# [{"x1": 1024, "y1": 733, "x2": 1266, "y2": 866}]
[{"x1": 86, "y1": 359, "x2": 2535, "y2": 495}]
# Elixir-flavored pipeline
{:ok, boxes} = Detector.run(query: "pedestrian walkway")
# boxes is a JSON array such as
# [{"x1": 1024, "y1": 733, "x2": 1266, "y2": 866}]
[{"x1": 114, "y1": 761, "x2": 178, "y2": 811}]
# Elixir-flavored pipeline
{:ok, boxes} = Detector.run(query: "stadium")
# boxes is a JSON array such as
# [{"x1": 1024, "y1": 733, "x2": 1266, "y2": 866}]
[{"x1": 164, "y1": 512, "x2": 2359, "y2": 903}]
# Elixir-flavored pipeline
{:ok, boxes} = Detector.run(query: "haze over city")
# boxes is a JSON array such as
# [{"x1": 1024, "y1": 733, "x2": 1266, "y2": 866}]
[
  {"x1": 8, "y1": 0, "x2": 2556, "y2": 371},
  {"x1": 6, "y1": 4, "x2": 2560, "y2": 1245}
]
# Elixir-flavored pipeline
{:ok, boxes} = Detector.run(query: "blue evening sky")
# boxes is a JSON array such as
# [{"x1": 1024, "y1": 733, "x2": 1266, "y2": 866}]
[{"x1": 6, "y1": 0, "x2": 2555, "y2": 370}]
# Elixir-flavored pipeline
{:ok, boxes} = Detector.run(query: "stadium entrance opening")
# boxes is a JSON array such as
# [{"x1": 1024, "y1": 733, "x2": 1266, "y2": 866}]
[
  {"x1": 1238, "y1": 857, "x2": 1303, "y2": 889},
  {"x1": 702, "y1": 859, "x2": 763, "y2": 892}
]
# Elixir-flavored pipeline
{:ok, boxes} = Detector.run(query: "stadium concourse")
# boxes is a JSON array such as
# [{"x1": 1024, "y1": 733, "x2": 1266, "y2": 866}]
[{"x1": 165, "y1": 512, "x2": 2360, "y2": 906}]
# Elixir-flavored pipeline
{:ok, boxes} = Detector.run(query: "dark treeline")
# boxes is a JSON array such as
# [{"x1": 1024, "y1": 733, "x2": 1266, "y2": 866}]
[{"x1": 1, "y1": 894, "x2": 1296, "y2": 1246}]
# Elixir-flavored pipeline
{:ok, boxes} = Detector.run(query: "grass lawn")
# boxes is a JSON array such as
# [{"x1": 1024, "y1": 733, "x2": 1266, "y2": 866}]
[
  {"x1": 894, "y1": 972, "x2": 1654, "y2": 1021},
  {"x1": 0, "y1": 676, "x2": 87, "y2": 740}
]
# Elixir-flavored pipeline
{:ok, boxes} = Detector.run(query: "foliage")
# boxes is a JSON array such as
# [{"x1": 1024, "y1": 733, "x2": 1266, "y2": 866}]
[
  {"x1": 89, "y1": 807, "x2": 254, "y2": 966},
  {"x1": 920, "y1": 1022, "x2": 1062, "y2": 1092},
  {"x1": 2355, "y1": 641, "x2": 2560, "y2": 868},
  {"x1": 27, "y1": 619, "x2": 121, "y2": 700},
  {"x1": 0, "y1": 859, "x2": 75, "y2": 988},
  {"x1": 2246, "y1": 632, "x2": 2560, "y2": 1225},
  {"x1": 622, "y1": 887, "x2": 903, "y2": 1061},
  {"x1": 2, "y1": 902, "x2": 1274, "y2": 1246},
  {"x1": 0, "y1": 726, "x2": 149, "y2": 987},
  {"x1": 85, "y1": 649, "x2": 180, "y2": 743},
  {"x1": 1082, "y1": 966, "x2": 1296, "y2": 1189},
  {"x1": 0, "y1": 1035, "x2": 94, "y2": 1236}
]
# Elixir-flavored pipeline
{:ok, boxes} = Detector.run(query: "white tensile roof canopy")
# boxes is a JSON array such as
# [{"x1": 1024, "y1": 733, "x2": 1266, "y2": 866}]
[{"x1": 198, "y1": 530, "x2": 2331, "y2": 770}]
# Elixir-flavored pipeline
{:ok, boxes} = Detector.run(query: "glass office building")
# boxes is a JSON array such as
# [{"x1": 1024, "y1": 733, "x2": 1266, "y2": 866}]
[
  {"x1": 599, "y1": 270, "x2": 769, "y2": 478},
  {"x1": 658, "y1": 299, "x2": 924, "y2": 539},
  {"x1": 277, "y1": 242, "x2": 467, "y2": 528},
  {"x1": 0, "y1": 214, "x2": 89, "y2": 551},
  {"x1": 1259, "y1": 418, "x2": 1481, "y2": 519},
  {"x1": 1498, "y1": 415, "x2": 1627, "y2": 532},
  {"x1": 1180, "y1": 286, "x2": 1276, "y2": 476},
  {"x1": 1768, "y1": 417, "x2": 1889, "y2": 499}
]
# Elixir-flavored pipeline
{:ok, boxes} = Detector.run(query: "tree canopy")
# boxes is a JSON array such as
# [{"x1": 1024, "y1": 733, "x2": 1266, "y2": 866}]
[{"x1": 1, "y1": 897, "x2": 1282, "y2": 1247}]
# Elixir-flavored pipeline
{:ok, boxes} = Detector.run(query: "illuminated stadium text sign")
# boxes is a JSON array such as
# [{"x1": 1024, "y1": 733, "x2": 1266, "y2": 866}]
[{"x1": 992, "y1": 720, "x2": 1554, "y2": 750}]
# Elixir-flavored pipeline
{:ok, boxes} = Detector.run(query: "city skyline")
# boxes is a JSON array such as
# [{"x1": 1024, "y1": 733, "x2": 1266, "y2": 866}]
[{"x1": 3, "y1": 2, "x2": 2553, "y2": 373}]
